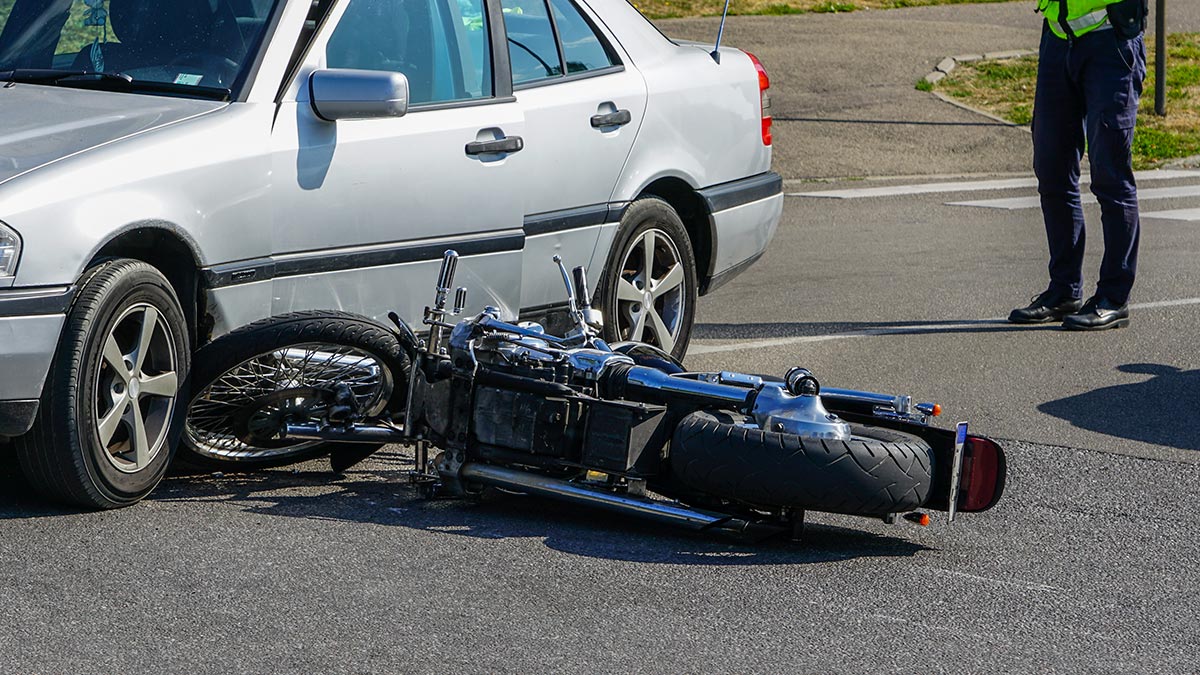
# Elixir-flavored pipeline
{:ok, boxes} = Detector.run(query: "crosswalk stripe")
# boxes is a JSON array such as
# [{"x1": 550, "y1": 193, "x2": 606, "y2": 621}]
[
  {"x1": 789, "y1": 169, "x2": 1200, "y2": 199},
  {"x1": 948, "y1": 184, "x2": 1200, "y2": 210},
  {"x1": 1142, "y1": 208, "x2": 1200, "y2": 222}
]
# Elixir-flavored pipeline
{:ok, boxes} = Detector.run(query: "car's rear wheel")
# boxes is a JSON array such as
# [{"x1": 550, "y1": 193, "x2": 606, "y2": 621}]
[
  {"x1": 596, "y1": 198, "x2": 698, "y2": 360},
  {"x1": 15, "y1": 259, "x2": 190, "y2": 509}
]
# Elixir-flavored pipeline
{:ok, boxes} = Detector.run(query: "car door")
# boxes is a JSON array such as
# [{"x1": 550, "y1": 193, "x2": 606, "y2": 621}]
[
  {"x1": 268, "y1": 0, "x2": 527, "y2": 326},
  {"x1": 499, "y1": 0, "x2": 647, "y2": 311}
]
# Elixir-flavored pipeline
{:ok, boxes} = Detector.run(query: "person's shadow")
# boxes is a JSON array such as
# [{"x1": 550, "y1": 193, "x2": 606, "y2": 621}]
[{"x1": 1038, "y1": 363, "x2": 1200, "y2": 451}]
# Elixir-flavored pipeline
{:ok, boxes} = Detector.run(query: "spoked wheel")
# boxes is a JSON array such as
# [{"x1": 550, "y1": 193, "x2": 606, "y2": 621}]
[
  {"x1": 598, "y1": 198, "x2": 697, "y2": 360},
  {"x1": 230, "y1": 387, "x2": 336, "y2": 447},
  {"x1": 182, "y1": 311, "x2": 411, "y2": 470}
]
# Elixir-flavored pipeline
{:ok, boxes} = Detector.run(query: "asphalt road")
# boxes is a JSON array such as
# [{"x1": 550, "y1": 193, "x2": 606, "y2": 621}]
[
  {"x1": 6, "y1": 5, "x2": 1200, "y2": 673},
  {"x1": 4, "y1": 175, "x2": 1199, "y2": 673}
]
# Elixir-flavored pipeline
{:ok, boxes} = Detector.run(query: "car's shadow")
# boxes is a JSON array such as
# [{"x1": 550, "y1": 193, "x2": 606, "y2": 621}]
[
  {"x1": 693, "y1": 319, "x2": 1056, "y2": 341},
  {"x1": 1038, "y1": 363, "x2": 1200, "y2": 452},
  {"x1": 1, "y1": 448, "x2": 931, "y2": 565}
]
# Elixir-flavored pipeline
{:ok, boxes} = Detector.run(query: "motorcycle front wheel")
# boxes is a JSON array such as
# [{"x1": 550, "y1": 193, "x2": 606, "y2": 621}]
[
  {"x1": 181, "y1": 311, "x2": 411, "y2": 470},
  {"x1": 669, "y1": 410, "x2": 934, "y2": 516}
]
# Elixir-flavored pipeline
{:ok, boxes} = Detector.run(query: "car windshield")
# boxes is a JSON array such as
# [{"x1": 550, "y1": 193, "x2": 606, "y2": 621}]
[{"x1": 0, "y1": 0, "x2": 282, "y2": 98}]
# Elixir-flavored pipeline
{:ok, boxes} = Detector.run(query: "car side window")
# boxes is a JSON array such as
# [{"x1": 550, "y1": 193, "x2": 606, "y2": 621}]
[
  {"x1": 548, "y1": 0, "x2": 616, "y2": 74},
  {"x1": 326, "y1": 0, "x2": 493, "y2": 105},
  {"x1": 499, "y1": 0, "x2": 561, "y2": 85}
]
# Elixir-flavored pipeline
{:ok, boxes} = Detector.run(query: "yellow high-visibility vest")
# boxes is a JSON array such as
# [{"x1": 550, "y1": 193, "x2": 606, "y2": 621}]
[{"x1": 1038, "y1": 0, "x2": 1121, "y2": 39}]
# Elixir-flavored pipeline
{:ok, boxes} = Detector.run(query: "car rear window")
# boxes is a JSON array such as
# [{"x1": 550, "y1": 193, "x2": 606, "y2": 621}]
[
  {"x1": 500, "y1": 0, "x2": 562, "y2": 85},
  {"x1": 548, "y1": 0, "x2": 616, "y2": 74}
]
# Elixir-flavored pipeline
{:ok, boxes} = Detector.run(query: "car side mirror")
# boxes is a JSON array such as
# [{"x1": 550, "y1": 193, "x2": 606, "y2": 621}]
[{"x1": 308, "y1": 68, "x2": 409, "y2": 121}]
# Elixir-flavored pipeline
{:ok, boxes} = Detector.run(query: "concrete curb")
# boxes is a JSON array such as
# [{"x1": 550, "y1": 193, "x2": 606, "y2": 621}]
[
  {"x1": 932, "y1": 91, "x2": 1031, "y2": 131},
  {"x1": 923, "y1": 49, "x2": 1037, "y2": 85},
  {"x1": 1164, "y1": 154, "x2": 1200, "y2": 169},
  {"x1": 922, "y1": 49, "x2": 1038, "y2": 131}
]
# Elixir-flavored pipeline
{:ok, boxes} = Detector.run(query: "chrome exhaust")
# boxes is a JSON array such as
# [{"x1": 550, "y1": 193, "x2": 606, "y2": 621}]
[
  {"x1": 282, "y1": 422, "x2": 407, "y2": 444},
  {"x1": 459, "y1": 463, "x2": 781, "y2": 538}
]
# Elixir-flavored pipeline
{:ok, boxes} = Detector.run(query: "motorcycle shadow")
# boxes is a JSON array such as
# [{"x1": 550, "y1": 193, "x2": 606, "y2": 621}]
[{"x1": 156, "y1": 452, "x2": 933, "y2": 566}]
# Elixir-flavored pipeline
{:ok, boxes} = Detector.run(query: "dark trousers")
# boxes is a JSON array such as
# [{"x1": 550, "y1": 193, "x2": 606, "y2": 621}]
[{"x1": 1033, "y1": 24, "x2": 1146, "y2": 304}]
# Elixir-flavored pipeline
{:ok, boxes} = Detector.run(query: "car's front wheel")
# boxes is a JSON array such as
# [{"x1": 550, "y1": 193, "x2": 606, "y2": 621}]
[
  {"x1": 15, "y1": 259, "x2": 190, "y2": 509},
  {"x1": 596, "y1": 197, "x2": 698, "y2": 361}
]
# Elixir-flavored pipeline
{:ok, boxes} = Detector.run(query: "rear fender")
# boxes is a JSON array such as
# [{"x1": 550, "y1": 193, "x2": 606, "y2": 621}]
[{"x1": 829, "y1": 408, "x2": 1006, "y2": 514}]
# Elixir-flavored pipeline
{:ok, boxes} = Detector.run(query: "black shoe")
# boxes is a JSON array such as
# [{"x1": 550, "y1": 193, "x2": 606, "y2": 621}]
[
  {"x1": 1008, "y1": 289, "x2": 1084, "y2": 324},
  {"x1": 1062, "y1": 295, "x2": 1130, "y2": 331}
]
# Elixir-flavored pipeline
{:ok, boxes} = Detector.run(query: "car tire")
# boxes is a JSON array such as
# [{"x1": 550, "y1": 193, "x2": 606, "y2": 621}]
[
  {"x1": 15, "y1": 259, "x2": 190, "y2": 509},
  {"x1": 596, "y1": 197, "x2": 698, "y2": 360}
]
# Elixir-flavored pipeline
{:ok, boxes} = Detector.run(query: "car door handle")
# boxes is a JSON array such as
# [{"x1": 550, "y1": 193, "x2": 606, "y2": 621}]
[
  {"x1": 465, "y1": 136, "x2": 524, "y2": 155},
  {"x1": 590, "y1": 110, "x2": 632, "y2": 128}
]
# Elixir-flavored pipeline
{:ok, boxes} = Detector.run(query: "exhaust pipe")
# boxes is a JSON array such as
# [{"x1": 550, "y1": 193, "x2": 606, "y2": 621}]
[
  {"x1": 459, "y1": 463, "x2": 781, "y2": 538},
  {"x1": 282, "y1": 422, "x2": 407, "y2": 444}
]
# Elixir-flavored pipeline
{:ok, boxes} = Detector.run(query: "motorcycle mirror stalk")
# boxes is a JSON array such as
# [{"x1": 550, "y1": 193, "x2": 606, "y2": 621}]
[{"x1": 553, "y1": 255, "x2": 603, "y2": 340}]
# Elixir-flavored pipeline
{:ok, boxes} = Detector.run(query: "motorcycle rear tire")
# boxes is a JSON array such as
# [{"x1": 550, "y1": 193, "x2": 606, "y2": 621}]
[
  {"x1": 180, "y1": 311, "x2": 411, "y2": 471},
  {"x1": 670, "y1": 410, "x2": 934, "y2": 516}
]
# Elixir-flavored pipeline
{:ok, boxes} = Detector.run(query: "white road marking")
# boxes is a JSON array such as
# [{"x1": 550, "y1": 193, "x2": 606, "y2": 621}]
[
  {"x1": 1142, "y1": 207, "x2": 1200, "y2": 222},
  {"x1": 789, "y1": 170, "x2": 1200, "y2": 199},
  {"x1": 949, "y1": 184, "x2": 1200, "y2": 210},
  {"x1": 794, "y1": 177, "x2": 1038, "y2": 199},
  {"x1": 687, "y1": 296, "x2": 1200, "y2": 356}
]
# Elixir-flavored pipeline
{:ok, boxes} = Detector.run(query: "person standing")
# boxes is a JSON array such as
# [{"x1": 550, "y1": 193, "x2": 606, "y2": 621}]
[{"x1": 1009, "y1": 0, "x2": 1149, "y2": 330}]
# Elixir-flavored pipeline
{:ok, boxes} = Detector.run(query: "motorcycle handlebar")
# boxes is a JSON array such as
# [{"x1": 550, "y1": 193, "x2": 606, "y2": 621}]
[{"x1": 602, "y1": 363, "x2": 755, "y2": 410}]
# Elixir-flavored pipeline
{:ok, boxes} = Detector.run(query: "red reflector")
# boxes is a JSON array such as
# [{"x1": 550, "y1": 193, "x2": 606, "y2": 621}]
[
  {"x1": 959, "y1": 436, "x2": 1005, "y2": 512},
  {"x1": 745, "y1": 51, "x2": 772, "y2": 146}
]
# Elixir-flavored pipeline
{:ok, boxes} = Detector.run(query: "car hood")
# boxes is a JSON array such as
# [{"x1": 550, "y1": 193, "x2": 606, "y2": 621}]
[{"x1": 0, "y1": 84, "x2": 225, "y2": 186}]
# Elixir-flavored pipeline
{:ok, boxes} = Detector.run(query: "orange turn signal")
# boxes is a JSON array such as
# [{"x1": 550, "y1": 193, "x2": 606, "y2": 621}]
[
  {"x1": 932, "y1": 404, "x2": 942, "y2": 417},
  {"x1": 903, "y1": 512, "x2": 930, "y2": 527}
]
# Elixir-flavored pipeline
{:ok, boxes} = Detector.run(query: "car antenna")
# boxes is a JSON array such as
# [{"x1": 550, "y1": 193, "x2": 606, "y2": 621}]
[{"x1": 710, "y1": 0, "x2": 732, "y2": 63}]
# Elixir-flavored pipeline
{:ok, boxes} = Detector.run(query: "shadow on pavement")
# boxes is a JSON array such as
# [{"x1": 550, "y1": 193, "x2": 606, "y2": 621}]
[
  {"x1": 138, "y1": 458, "x2": 932, "y2": 566},
  {"x1": 0, "y1": 446, "x2": 930, "y2": 564},
  {"x1": 0, "y1": 456, "x2": 91, "y2": 519},
  {"x1": 1038, "y1": 363, "x2": 1200, "y2": 452},
  {"x1": 694, "y1": 319, "x2": 1054, "y2": 341}
]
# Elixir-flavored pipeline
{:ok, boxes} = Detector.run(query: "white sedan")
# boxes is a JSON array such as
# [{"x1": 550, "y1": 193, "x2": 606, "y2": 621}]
[{"x1": 0, "y1": 0, "x2": 782, "y2": 507}]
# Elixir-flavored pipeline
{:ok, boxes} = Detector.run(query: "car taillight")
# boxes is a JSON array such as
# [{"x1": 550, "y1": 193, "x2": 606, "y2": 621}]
[
  {"x1": 958, "y1": 436, "x2": 1006, "y2": 512},
  {"x1": 746, "y1": 51, "x2": 771, "y2": 146}
]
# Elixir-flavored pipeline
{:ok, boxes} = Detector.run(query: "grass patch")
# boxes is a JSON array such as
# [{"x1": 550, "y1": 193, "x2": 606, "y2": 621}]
[
  {"x1": 928, "y1": 33, "x2": 1200, "y2": 169},
  {"x1": 633, "y1": 0, "x2": 1019, "y2": 20}
]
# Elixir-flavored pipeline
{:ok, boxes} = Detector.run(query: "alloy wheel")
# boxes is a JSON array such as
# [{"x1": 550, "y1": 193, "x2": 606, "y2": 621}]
[
  {"x1": 615, "y1": 228, "x2": 687, "y2": 354},
  {"x1": 93, "y1": 304, "x2": 180, "y2": 474}
]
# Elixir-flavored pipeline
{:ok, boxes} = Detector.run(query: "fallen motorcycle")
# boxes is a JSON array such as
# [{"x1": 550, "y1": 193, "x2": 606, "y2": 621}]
[{"x1": 184, "y1": 251, "x2": 1005, "y2": 540}]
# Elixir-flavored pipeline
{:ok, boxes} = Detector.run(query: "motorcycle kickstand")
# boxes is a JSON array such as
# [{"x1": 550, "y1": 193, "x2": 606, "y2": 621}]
[{"x1": 406, "y1": 440, "x2": 443, "y2": 499}]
